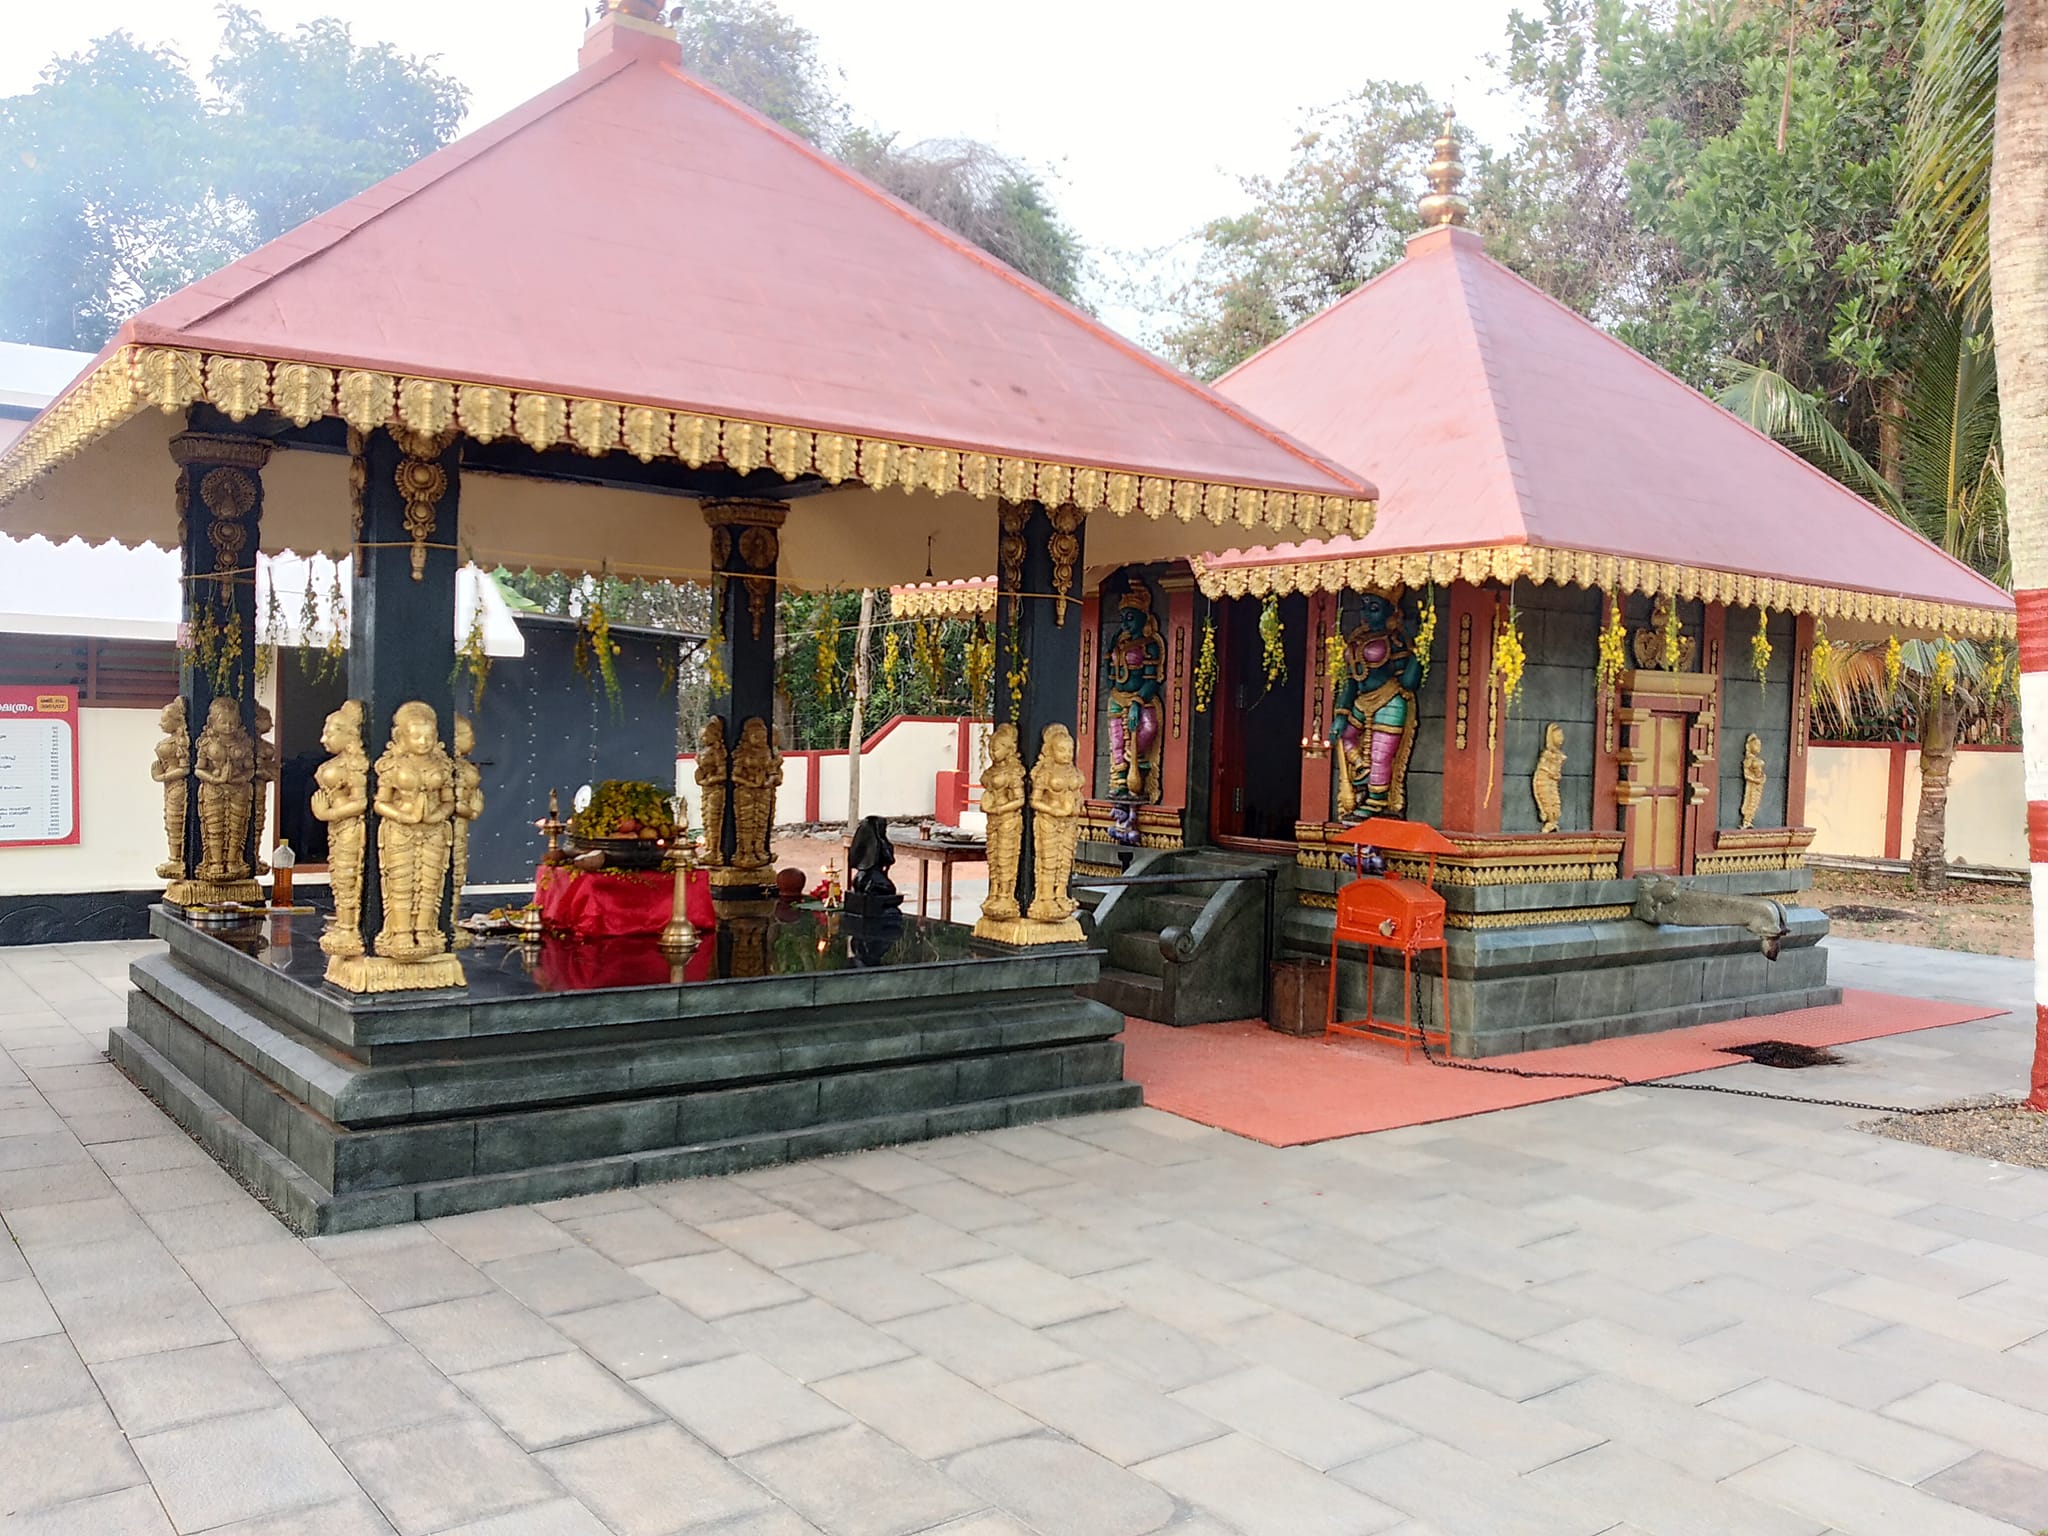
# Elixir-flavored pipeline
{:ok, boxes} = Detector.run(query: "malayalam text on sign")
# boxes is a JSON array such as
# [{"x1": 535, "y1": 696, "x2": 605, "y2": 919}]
[{"x1": 0, "y1": 687, "x2": 80, "y2": 847}]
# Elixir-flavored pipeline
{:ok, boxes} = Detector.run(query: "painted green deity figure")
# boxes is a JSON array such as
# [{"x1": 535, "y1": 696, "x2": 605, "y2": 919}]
[
  {"x1": 1329, "y1": 587, "x2": 1422, "y2": 820},
  {"x1": 1104, "y1": 580, "x2": 1165, "y2": 801}
]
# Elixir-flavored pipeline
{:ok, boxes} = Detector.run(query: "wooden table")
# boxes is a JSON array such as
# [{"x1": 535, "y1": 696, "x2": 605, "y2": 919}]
[{"x1": 891, "y1": 835, "x2": 986, "y2": 922}]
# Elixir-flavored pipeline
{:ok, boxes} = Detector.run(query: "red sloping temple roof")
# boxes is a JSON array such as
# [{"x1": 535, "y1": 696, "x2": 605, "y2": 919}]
[
  {"x1": 86, "y1": 22, "x2": 1365, "y2": 507},
  {"x1": 1200, "y1": 225, "x2": 2010, "y2": 632}
]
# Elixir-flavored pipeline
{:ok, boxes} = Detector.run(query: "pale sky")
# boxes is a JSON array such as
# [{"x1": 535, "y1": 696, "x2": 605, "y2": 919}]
[{"x1": 0, "y1": 0, "x2": 1528, "y2": 339}]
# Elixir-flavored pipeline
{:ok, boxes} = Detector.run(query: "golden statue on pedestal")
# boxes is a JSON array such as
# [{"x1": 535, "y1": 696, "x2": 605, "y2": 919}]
[
  {"x1": 251, "y1": 704, "x2": 279, "y2": 874},
  {"x1": 727, "y1": 717, "x2": 782, "y2": 877},
  {"x1": 151, "y1": 700, "x2": 189, "y2": 881},
  {"x1": 1026, "y1": 724, "x2": 1085, "y2": 930},
  {"x1": 194, "y1": 698, "x2": 255, "y2": 883},
  {"x1": 1740, "y1": 732, "x2": 1768, "y2": 829},
  {"x1": 974, "y1": 724, "x2": 1026, "y2": 929},
  {"x1": 695, "y1": 717, "x2": 729, "y2": 867},
  {"x1": 1532, "y1": 721, "x2": 1566, "y2": 834},
  {"x1": 451, "y1": 715, "x2": 484, "y2": 949},
  {"x1": 311, "y1": 701, "x2": 369, "y2": 958},
  {"x1": 372, "y1": 702, "x2": 457, "y2": 963}
]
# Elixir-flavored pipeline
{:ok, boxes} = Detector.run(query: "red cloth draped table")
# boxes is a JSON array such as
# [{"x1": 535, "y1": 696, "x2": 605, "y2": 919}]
[{"x1": 534, "y1": 863, "x2": 716, "y2": 940}]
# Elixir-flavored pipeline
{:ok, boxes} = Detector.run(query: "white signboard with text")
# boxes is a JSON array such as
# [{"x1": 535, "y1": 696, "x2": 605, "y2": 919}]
[{"x1": 0, "y1": 687, "x2": 80, "y2": 848}]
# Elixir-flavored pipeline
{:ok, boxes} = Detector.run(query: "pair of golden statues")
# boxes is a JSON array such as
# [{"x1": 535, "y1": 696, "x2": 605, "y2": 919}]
[
  {"x1": 973, "y1": 722, "x2": 1085, "y2": 945},
  {"x1": 694, "y1": 716, "x2": 782, "y2": 884},
  {"x1": 311, "y1": 700, "x2": 481, "y2": 991},
  {"x1": 154, "y1": 697, "x2": 264, "y2": 906}
]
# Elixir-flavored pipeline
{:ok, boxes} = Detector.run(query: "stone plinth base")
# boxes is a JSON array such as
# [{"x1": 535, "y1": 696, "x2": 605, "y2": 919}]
[
  {"x1": 324, "y1": 952, "x2": 466, "y2": 994},
  {"x1": 113, "y1": 906, "x2": 1136, "y2": 1232},
  {"x1": 165, "y1": 879, "x2": 263, "y2": 908},
  {"x1": 973, "y1": 915, "x2": 1086, "y2": 946}
]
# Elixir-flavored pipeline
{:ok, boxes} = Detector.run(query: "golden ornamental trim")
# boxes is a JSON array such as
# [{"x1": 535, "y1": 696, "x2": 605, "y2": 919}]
[
  {"x1": 0, "y1": 347, "x2": 1376, "y2": 540},
  {"x1": 890, "y1": 583, "x2": 997, "y2": 620},
  {"x1": 1191, "y1": 543, "x2": 2013, "y2": 640}
]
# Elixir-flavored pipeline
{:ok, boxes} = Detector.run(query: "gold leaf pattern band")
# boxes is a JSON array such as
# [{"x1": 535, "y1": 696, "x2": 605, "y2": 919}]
[
  {"x1": 1191, "y1": 544, "x2": 2013, "y2": 640},
  {"x1": 0, "y1": 347, "x2": 1376, "y2": 544}
]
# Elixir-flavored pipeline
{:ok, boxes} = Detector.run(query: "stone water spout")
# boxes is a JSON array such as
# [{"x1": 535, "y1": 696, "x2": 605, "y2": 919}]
[{"x1": 1631, "y1": 876, "x2": 1791, "y2": 960}]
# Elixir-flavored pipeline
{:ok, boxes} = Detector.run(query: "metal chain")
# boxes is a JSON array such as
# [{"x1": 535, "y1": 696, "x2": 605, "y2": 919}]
[{"x1": 1406, "y1": 992, "x2": 1973, "y2": 1118}]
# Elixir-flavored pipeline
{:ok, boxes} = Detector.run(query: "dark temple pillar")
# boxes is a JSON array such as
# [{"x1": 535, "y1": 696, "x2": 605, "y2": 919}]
[
  {"x1": 702, "y1": 499, "x2": 787, "y2": 899},
  {"x1": 985, "y1": 499, "x2": 1085, "y2": 939},
  {"x1": 167, "y1": 432, "x2": 271, "y2": 905},
  {"x1": 349, "y1": 426, "x2": 462, "y2": 949}
]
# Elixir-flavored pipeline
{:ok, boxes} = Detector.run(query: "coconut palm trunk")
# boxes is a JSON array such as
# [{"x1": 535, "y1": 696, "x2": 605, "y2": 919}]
[
  {"x1": 1910, "y1": 697, "x2": 1961, "y2": 892},
  {"x1": 1992, "y1": 0, "x2": 2048, "y2": 1109}
]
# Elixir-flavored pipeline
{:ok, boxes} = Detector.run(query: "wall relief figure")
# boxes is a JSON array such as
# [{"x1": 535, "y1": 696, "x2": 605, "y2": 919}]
[
  {"x1": 372, "y1": 702, "x2": 457, "y2": 963},
  {"x1": 1027, "y1": 724, "x2": 1085, "y2": 924},
  {"x1": 311, "y1": 701, "x2": 370, "y2": 958},
  {"x1": 1632, "y1": 594, "x2": 1697, "y2": 672},
  {"x1": 975, "y1": 724, "x2": 1027, "y2": 930},
  {"x1": 451, "y1": 715, "x2": 484, "y2": 948},
  {"x1": 1532, "y1": 721, "x2": 1566, "y2": 834},
  {"x1": 1740, "y1": 732, "x2": 1768, "y2": 829},
  {"x1": 151, "y1": 700, "x2": 189, "y2": 881},
  {"x1": 193, "y1": 698, "x2": 256, "y2": 884},
  {"x1": 1330, "y1": 586, "x2": 1422, "y2": 820},
  {"x1": 695, "y1": 717, "x2": 729, "y2": 866},
  {"x1": 729, "y1": 717, "x2": 783, "y2": 874},
  {"x1": 1104, "y1": 579, "x2": 1165, "y2": 802}
]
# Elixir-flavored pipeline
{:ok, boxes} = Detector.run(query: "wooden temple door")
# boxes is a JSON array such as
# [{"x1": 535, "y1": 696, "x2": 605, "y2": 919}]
[{"x1": 1632, "y1": 707, "x2": 1692, "y2": 874}]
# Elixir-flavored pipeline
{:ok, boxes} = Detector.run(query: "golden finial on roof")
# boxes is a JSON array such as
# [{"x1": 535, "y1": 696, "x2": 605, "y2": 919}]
[
  {"x1": 1417, "y1": 109, "x2": 1470, "y2": 229},
  {"x1": 603, "y1": 0, "x2": 667, "y2": 21}
]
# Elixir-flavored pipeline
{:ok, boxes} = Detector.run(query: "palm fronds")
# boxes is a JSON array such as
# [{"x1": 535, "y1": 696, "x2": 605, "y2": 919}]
[
  {"x1": 1717, "y1": 363, "x2": 1903, "y2": 516},
  {"x1": 1905, "y1": 0, "x2": 2000, "y2": 308}
]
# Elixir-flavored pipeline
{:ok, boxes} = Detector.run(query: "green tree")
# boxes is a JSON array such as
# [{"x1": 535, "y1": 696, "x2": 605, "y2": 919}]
[
  {"x1": 1149, "y1": 81, "x2": 1444, "y2": 379},
  {"x1": 672, "y1": 0, "x2": 847, "y2": 145},
  {"x1": 0, "y1": 11, "x2": 467, "y2": 350}
]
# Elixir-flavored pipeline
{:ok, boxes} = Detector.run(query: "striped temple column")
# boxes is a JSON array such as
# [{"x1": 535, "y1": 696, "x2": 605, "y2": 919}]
[{"x1": 2024, "y1": 592, "x2": 2048, "y2": 1109}]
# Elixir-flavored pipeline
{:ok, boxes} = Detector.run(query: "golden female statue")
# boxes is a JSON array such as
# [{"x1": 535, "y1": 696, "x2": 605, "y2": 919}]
[
  {"x1": 730, "y1": 717, "x2": 782, "y2": 872},
  {"x1": 977, "y1": 724, "x2": 1027, "y2": 922},
  {"x1": 451, "y1": 715, "x2": 484, "y2": 949},
  {"x1": 1027, "y1": 724, "x2": 1085, "y2": 924},
  {"x1": 1740, "y1": 732, "x2": 1768, "y2": 829},
  {"x1": 251, "y1": 704, "x2": 279, "y2": 874},
  {"x1": 151, "y1": 700, "x2": 189, "y2": 880},
  {"x1": 695, "y1": 717, "x2": 729, "y2": 866},
  {"x1": 1532, "y1": 722, "x2": 1566, "y2": 834},
  {"x1": 372, "y1": 701, "x2": 457, "y2": 962},
  {"x1": 311, "y1": 701, "x2": 370, "y2": 958},
  {"x1": 193, "y1": 698, "x2": 255, "y2": 882}
]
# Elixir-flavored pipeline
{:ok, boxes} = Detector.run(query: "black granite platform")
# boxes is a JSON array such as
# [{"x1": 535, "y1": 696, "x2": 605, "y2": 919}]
[{"x1": 112, "y1": 907, "x2": 1138, "y2": 1231}]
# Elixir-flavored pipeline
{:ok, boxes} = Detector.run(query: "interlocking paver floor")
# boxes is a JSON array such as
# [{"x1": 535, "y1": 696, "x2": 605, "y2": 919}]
[{"x1": 1, "y1": 934, "x2": 2045, "y2": 1535}]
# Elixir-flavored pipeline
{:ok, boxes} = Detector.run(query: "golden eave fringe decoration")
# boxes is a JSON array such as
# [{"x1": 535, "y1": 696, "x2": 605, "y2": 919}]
[
  {"x1": 1191, "y1": 544, "x2": 2013, "y2": 642},
  {"x1": 0, "y1": 346, "x2": 1376, "y2": 541},
  {"x1": 891, "y1": 584, "x2": 1000, "y2": 620}
]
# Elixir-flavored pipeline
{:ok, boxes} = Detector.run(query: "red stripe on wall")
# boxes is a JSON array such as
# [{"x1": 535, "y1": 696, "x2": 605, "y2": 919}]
[
  {"x1": 2017, "y1": 589, "x2": 2048, "y2": 670},
  {"x1": 2030, "y1": 801, "x2": 2048, "y2": 863},
  {"x1": 2033, "y1": 1004, "x2": 2048, "y2": 1112},
  {"x1": 1883, "y1": 742, "x2": 1909, "y2": 861}
]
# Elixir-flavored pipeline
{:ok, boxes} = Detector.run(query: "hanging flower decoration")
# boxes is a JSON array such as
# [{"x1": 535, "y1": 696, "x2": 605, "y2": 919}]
[
  {"x1": 1750, "y1": 607, "x2": 1772, "y2": 691},
  {"x1": 575, "y1": 575, "x2": 623, "y2": 713},
  {"x1": 1258, "y1": 594, "x2": 1287, "y2": 687},
  {"x1": 1982, "y1": 643, "x2": 2011, "y2": 701},
  {"x1": 1492, "y1": 600, "x2": 1527, "y2": 711},
  {"x1": 1809, "y1": 620, "x2": 1832, "y2": 708},
  {"x1": 912, "y1": 617, "x2": 947, "y2": 700},
  {"x1": 705, "y1": 577, "x2": 728, "y2": 697},
  {"x1": 1883, "y1": 634, "x2": 1903, "y2": 695},
  {"x1": 456, "y1": 603, "x2": 491, "y2": 713},
  {"x1": 1933, "y1": 637, "x2": 1957, "y2": 697},
  {"x1": 882, "y1": 627, "x2": 901, "y2": 695},
  {"x1": 1003, "y1": 610, "x2": 1029, "y2": 715},
  {"x1": 322, "y1": 568, "x2": 347, "y2": 683},
  {"x1": 965, "y1": 616, "x2": 994, "y2": 718},
  {"x1": 1324, "y1": 624, "x2": 1345, "y2": 686},
  {"x1": 257, "y1": 580, "x2": 285, "y2": 683},
  {"x1": 1595, "y1": 593, "x2": 1627, "y2": 693},
  {"x1": 1193, "y1": 617, "x2": 1218, "y2": 713},
  {"x1": 1661, "y1": 594, "x2": 1683, "y2": 670},
  {"x1": 814, "y1": 594, "x2": 840, "y2": 700},
  {"x1": 1412, "y1": 586, "x2": 1439, "y2": 684}
]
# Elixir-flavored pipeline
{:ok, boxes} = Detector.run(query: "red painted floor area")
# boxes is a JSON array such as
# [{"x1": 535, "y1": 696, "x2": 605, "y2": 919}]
[{"x1": 1120, "y1": 988, "x2": 2004, "y2": 1146}]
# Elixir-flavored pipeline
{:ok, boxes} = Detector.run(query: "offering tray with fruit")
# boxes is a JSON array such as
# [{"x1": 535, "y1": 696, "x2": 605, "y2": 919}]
[{"x1": 564, "y1": 780, "x2": 681, "y2": 871}]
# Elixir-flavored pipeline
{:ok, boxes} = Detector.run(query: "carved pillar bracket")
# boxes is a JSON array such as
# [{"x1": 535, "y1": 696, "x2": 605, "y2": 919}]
[
  {"x1": 168, "y1": 432, "x2": 272, "y2": 900},
  {"x1": 1047, "y1": 505, "x2": 1085, "y2": 625},
  {"x1": 393, "y1": 427, "x2": 458, "y2": 580}
]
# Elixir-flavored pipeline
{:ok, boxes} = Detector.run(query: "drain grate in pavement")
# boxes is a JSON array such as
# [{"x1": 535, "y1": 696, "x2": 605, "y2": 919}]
[
  {"x1": 1722, "y1": 1040, "x2": 1845, "y2": 1069},
  {"x1": 1824, "y1": 904, "x2": 1915, "y2": 923}
]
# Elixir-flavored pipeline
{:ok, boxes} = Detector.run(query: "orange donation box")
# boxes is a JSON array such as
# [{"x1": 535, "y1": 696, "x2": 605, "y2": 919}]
[{"x1": 1325, "y1": 820, "x2": 1457, "y2": 1059}]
